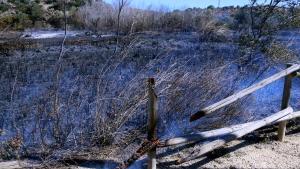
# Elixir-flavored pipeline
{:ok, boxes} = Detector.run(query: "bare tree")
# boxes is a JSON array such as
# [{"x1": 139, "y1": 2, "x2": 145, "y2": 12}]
[
  {"x1": 235, "y1": 0, "x2": 300, "y2": 83},
  {"x1": 52, "y1": 0, "x2": 68, "y2": 145},
  {"x1": 249, "y1": 0, "x2": 299, "y2": 42},
  {"x1": 115, "y1": 0, "x2": 130, "y2": 46},
  {"x1": 235, "y1": 0, "x2": 300, "y2": 61}
]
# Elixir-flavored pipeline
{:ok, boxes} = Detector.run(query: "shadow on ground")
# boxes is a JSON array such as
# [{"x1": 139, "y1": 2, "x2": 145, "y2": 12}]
[{"x1": 155, "y1": 124, "x2": 300, "y2": 169}]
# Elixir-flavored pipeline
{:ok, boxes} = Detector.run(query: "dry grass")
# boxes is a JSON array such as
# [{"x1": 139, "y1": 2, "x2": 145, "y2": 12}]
[
  {"x1": 0, "y1": 29, "x2": 299, "y2": 167},
  {"x1": 73, "y1": 1, "x2": 229, "y2": 39}
]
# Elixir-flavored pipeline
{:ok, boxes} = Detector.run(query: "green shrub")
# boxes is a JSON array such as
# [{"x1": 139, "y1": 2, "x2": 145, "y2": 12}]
[
  {"x1": 207, "y1": 5, "x2": 215, "y2": 10},
  {"x1": 30, "y1": 2, "x2": 44, "y2": 22},
  {"x1": 70, "y1": 0, "x2": 86, "y2": 8},
  {"x1": 48, "y1": 12, "x2": 63, "y2": 28},
  {"x1": 0, "y1": 3, "x2": 9, "y2": 12},
  {"x1": 14, "y1": 12, "x2": 32, "y2": 30},
  {"x1": 0, "y1": 15, "x2": 15, "y2": 29},
  {"x1": 232, "y1": 7, "x2": 251, "y2": 30}
]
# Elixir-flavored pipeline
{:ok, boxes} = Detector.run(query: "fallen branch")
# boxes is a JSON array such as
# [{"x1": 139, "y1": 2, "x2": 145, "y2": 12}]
[{"x1": 178, "y1": 107, "x2": 293, "y2": 164}]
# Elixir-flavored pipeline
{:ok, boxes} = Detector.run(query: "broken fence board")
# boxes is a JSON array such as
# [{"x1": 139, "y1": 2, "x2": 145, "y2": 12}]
[
  {"x1": 162, "y1": 110, "x2": 300, "y2": 147},
  {"x1": 178, "y1": 107, "x2": 293, "y2": 164}
]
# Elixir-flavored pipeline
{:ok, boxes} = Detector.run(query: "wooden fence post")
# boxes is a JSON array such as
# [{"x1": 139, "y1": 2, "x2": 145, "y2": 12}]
[
  {"x1": 278, "y1": 65, "x2": 293, "y2": 142},
  {"x1": 147, "y1": 78, "x2": 157, "y2": 169}
]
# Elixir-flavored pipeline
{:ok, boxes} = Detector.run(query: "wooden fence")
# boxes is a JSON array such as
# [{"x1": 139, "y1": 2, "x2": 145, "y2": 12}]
[{"x1": 116, "y1": 64, "x2": 300, "y2": 169}]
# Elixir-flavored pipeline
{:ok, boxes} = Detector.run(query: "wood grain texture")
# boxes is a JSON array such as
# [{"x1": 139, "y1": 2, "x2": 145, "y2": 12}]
[{"x1": 179, "y1": 107, "x2": 293, "y2": 164}]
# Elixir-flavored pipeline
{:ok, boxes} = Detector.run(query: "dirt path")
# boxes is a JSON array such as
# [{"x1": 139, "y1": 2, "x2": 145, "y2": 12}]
[
  {"x1": 159, "y1": 133, "x2": 300, "y2": 169},
  {"x1": 202, "y1": 133, "x2": 300, "y2": 168},
  {"x1": 0, "y1": 133, "x2": 299, "y2": 169}
]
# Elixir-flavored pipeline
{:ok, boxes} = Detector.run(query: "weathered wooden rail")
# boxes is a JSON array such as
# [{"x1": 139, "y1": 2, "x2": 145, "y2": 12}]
[
  {"x1": 190, "y1": 64, "x2": 300, "y2": 121},
  {"x1": 117, "y1": 64, "x2": 300, "y2": 169},
  {"x1": 162, "y1": 109, "x2": 300, "y2": 147}
]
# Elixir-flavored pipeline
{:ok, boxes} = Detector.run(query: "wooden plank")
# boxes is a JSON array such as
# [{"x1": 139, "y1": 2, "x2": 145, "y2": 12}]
[
  {"x1": 190, "y1": 64, "x2": 300, "y2": 122},
  {"x1": 147, "y1": 78, "x2": 157, "y2": 169},
  {"x1": 161, "y1": 109, "x2": 299, "y2": 147},
  {"x1": 160, "y1": 123, "x2": 251, "y2": 147},
  {"x1": 178, "y1": 107, "x2": 293, "y2": 164},
  {"x1": 278, "y1": 65, "x2": 293, "y2": 142}
]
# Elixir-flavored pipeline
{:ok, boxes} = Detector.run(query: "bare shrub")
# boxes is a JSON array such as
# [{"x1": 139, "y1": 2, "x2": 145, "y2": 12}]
[
  {"x1": 160, "y1": 11, "x2": 184, "y2": 31},
  {"x1": 0, "y1": 32, "x2": 252, "y2": 163},
  {"x1": 195, "y1": 10, "x2": 229, "y2": 42},
  {"x1": 74, "y1": 1, "x2": 230, "y2": 38},
  {"x1": 265, "y1": 41, "x2": 298, "y2": 63},
  {"x1": 74, "y1": 1, "x2": 115, "y2": 32}
]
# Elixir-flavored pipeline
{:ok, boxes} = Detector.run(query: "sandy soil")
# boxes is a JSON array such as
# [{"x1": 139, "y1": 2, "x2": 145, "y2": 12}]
[
  {"x1": 1, "y1": 133, "x2": 299, "y2": 169},
  {"x1": 202, "y1": 134, "x2": 300, "y2": 168},
  {"x1": 158, "y1": 132, "x2": 300, "y2": 169}
]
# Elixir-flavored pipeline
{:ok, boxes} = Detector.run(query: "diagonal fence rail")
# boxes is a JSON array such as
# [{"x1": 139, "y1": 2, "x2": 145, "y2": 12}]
[
  {"x1": 116, "y1": 64, "x2": 300, "y2": 169},
  {"x1": 190, "y1": 64, "x2": 300, "y2": 121}
]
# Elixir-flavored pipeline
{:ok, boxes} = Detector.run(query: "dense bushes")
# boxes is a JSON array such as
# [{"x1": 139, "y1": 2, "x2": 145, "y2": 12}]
[
  {"x1": 0, "y1": 15, "x2": 15, "y2": 29},
  {"x1": 74, "y1": 1, "x2": 230, "y2": 42},
  {"x1": 0, "y1": 0, "x2": 45, "y2": 30},
  {"x1": 0, "y1": 2, "x2": 9, "y2": 12},
  {"x1": 0, "y1": 0, "x2": 299, "y2": 35},
  {"x1": 0, "y1": 32, "x2": 250, "y2": 161},
  {"x1": 0, "y1": 0, "x2": 86, "y2": 30},
  {"x1": 73, "y1": 1, "x2": 115, "y2": 31}
]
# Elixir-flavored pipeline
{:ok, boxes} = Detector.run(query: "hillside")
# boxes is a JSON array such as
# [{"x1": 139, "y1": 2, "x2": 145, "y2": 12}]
[
  {"x1": 0, "y1": 30, "x2": 299, "y2": 168},
  {"x1": 0, "y1": 0, "x2": 85, "y2": 30},
  {"x1": 0, "y1": 0, "x2": 300, "y2": 169}
]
